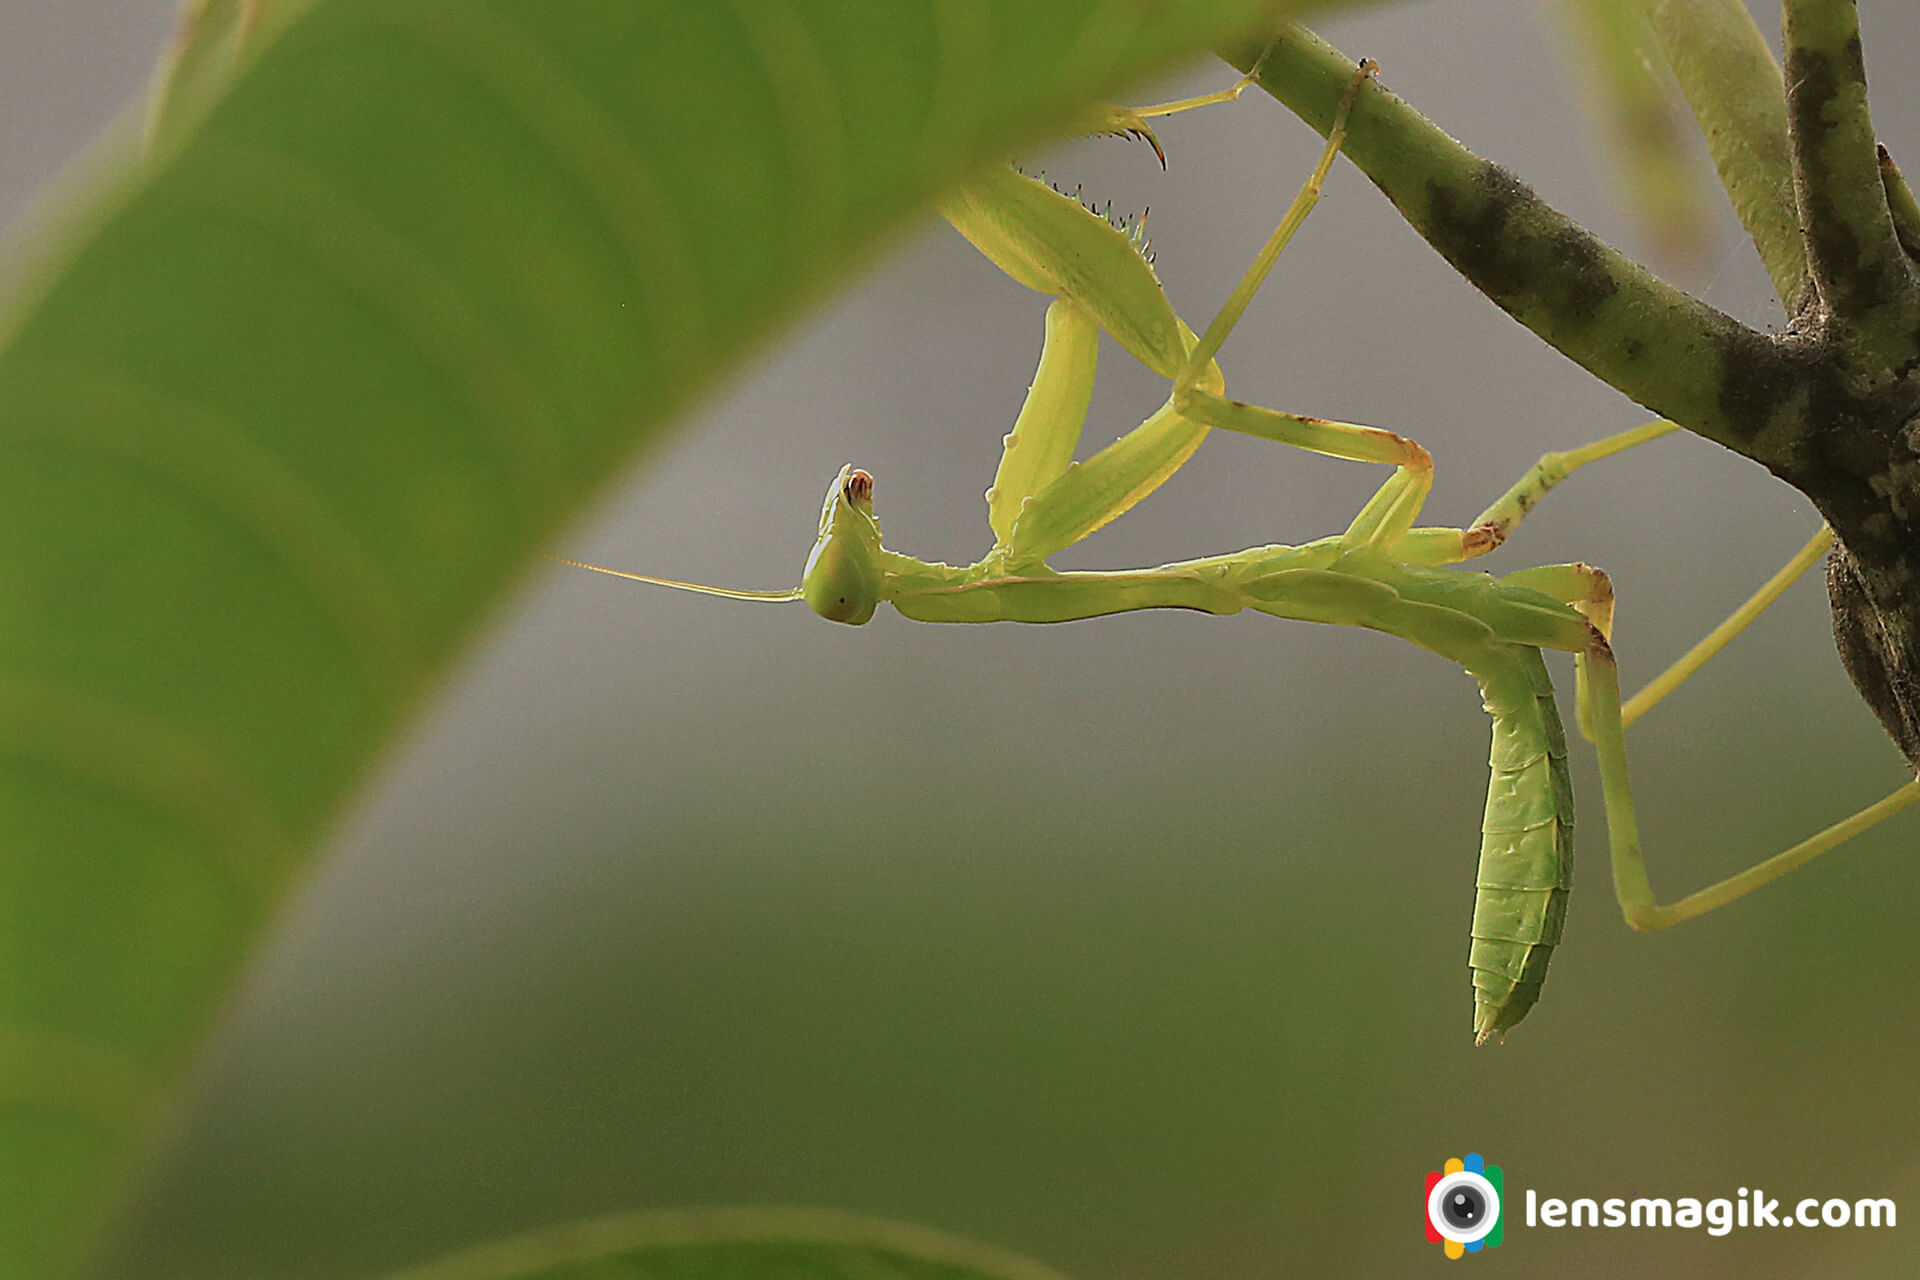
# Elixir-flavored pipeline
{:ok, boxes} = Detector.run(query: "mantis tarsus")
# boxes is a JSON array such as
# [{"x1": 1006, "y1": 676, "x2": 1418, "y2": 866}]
[{"x1": 557, "y1": 61, "x2": 1920, "y2": 1042}]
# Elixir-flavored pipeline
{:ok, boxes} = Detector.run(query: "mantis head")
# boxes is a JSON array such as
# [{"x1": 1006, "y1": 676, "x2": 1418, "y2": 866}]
[
  {"x1": 802, "y1": 465, "x2": 884, "y2": 625},
  {"x1": 547, "y1": 469, "x2": 884, "y2": 618}
]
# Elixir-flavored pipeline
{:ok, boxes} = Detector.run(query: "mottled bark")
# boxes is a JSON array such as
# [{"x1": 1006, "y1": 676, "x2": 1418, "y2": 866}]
[{"x1": 1221, "y1": 2, "x2": 1920, "y2": 773}]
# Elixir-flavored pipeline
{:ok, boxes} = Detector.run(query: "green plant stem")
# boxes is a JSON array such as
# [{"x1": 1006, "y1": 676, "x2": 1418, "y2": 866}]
[
  {"x1": 1228, "y1": 15, "x2": 1920, "y2": 775},
  {"x1": 1877, "y1": 145, "x2": 1920, "y2": 260},
  {"x1": 1644, "y1": 0, "x2": 1808, "y2": 310},
  {"x1": 1552, "y1": 0, "x2": 1708, "y2": 262},
  {"x1": 1219, "y1": 23, "x2": 1798, "y2": 473},
  {"x1": 1783, "y1": 0, "x2": 1920, "y2": 375}
]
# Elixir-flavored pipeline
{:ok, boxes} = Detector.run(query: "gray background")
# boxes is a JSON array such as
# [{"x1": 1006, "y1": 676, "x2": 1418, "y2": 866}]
[{"x1": 8, "y1": 2, "x2": 1920, "y2": 1277}]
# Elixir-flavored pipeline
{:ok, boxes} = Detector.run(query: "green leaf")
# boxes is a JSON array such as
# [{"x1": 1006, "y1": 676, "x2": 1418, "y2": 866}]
[
  {"x1": 145, "y1": 0, "x2": 312, "y2": 156},
  {"x1": 379, "y1": 1207, "x2": 1082, "y2": 1280},
  {"x1": 1, "y1": 1, "x2": 1359, "y2": 1275}
]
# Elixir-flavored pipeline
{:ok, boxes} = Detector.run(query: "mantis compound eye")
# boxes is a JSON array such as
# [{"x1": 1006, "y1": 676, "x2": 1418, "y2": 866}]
[{"x1": 845, "y1": 469, "x2": 874, "y2": 506}]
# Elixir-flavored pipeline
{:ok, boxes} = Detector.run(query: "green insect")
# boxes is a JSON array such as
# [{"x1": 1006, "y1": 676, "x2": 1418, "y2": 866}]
[{"x1": 556, "y1": 63, "x2": 1920, "y2": 1041}]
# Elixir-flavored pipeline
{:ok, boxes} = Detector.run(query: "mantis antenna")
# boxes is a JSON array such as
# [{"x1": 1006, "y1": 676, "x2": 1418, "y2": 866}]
[{"x1": 545, "y1": 556, "x2": 803, "y2": 603}]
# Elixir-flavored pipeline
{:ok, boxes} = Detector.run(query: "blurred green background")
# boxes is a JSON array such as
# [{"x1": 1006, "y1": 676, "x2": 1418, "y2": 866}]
[{"x1": 9, "y1": 2, "x2": 1920, "y2": 1277}]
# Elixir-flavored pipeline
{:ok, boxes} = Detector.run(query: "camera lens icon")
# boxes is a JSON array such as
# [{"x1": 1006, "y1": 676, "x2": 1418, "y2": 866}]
[
  {"x1": 1433, "y1": 1172, "x2": 1496, "y2": 1237},
  {"x1": 1424, "y1": 1154, "x2": 1503, "y2": 1258}
]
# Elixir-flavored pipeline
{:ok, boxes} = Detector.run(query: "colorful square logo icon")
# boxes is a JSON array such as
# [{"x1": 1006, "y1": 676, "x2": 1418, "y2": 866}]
[{"x1": 1425, "y1": 1153, "x2": 1503, "y2": 1258}]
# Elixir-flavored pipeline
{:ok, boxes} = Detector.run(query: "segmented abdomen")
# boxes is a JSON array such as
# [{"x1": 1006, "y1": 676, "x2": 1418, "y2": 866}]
[{"x1": 1466, "y1": 645, "x2": 1573, "y2": 1043}]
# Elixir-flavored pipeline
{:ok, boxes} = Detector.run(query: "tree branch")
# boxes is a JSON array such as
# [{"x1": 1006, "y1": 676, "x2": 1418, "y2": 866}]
[
  {"x1": 1878, "y1": 145, "x2": 1920, "y2": 260},
  {"x1": 1220, "y1": 23, "x2": 1806, "y2": 475},
  {"x1": 1783, "y1": 0, "x2": 1920, "y2": 376}
]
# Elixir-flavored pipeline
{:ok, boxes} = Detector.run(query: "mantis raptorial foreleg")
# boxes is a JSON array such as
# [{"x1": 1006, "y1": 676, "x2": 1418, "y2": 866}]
[
  {"x1": 959, "y1": 61, "x2": 1379, "y2": 566},
  {"x1": 987, "y1": 298, "x2": 1099, "y2": 546}
]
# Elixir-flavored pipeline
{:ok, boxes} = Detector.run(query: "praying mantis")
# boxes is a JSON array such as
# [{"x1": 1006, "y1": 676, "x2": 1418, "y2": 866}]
[{"x1": 556, "y1": 61, "x2": 1920, "y2": 1042}]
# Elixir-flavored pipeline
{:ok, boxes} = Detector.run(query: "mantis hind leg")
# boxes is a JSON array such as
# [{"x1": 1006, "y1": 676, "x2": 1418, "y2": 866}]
[
  {"x1": 1493, "y1": 557, "x2": 1920, "y2": 927},
  {"x1": 1620, "y1": 524, "x2": 1835, "y2": 725},
  {"x1": 1581, "y1": 641, "x2": 1920, "y2": 931},
  {"x1": 1507, "y1": 525, "x2": 1840, "y2": 737}
]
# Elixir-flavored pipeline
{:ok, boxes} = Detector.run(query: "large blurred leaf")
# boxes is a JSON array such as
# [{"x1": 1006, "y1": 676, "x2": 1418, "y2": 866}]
[
  {"x1": 0, "y1": 1, "x2": 1338, "y2": 1276},
  {"x1": 146, "y1": 0, "x2": 311, "y2": 155},
  {"x1": 382, "y1": 1208, "x2": 1081, "y2": 1280}
]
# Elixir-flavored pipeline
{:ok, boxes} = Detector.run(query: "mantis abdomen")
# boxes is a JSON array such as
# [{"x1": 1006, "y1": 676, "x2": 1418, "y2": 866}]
[{"x1": 1466, "y1": 646, "x2": 1574, "y2": 1044}]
